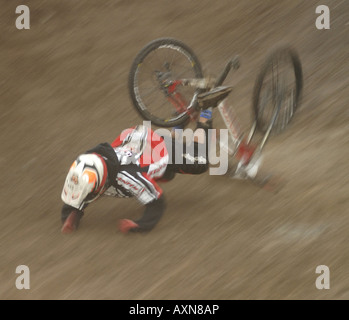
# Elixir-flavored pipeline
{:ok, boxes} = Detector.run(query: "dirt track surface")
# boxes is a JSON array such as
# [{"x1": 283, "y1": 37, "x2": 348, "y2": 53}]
[{"x1": 1, "y1": 0, "x2": 348, "y2": 300}]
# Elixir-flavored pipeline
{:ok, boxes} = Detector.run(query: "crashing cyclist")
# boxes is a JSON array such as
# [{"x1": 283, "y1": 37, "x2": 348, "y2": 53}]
[{"x1": 60, "y1": 87, "x2": 238, "y2": 234}]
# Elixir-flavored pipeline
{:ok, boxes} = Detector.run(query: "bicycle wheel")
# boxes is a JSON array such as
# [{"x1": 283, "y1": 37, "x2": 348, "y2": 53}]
[
  {"x1": 252, "y1": 45, "x2": 303, "y2": 134},
  {"x1": 129, "y1": 38, "x2": 203, "y2": 127}
]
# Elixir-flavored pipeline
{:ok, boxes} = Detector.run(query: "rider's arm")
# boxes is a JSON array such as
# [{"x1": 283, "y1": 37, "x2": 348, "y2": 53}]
[
  {"x1": 61, "y1": 203, "x2": 86, "y2": 223},
  {"x1": 134, "y1": 173, "x2": 166, "y2": 231},
  {"x1": 117, "y1": 171, "x2": 166, "y2": 232},
  {"x1": 132, "y1": 195, "x2": 166, "y2": 232},
  {"x1": 110, "y1": 127, "x2": 135, "y2": 148}
]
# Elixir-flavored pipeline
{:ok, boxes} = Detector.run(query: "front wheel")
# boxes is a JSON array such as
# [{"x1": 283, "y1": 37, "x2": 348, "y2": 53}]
[
  {"x1": 128, "y1": 38, "x2": 204, "y2": 127},
  {"x1": 252, "y1": 45, "x2": 303, "y2": 134}
]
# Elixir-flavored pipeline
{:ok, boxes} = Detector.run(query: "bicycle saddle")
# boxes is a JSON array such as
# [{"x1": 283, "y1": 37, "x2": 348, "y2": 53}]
[{"x1": 197, "y1": 86, "x2": 233, "y2": 109}]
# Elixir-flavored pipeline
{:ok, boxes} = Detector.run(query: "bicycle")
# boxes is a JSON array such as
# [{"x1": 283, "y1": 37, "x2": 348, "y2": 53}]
[{"x1": 128, "y1": 38, "x2": 303, "y2": 188}]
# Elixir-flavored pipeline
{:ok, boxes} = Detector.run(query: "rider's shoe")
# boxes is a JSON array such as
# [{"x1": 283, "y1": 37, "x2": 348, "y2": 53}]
[
  {"x1": 197, "y1": 86, "x2": 233, "y2": 109},
  {"x1": 197, "y1": 108, "x2": 213, "y2": 129},
  {"x1": 61, "y1": 210, "x2": 83, "y2": 234},
  {"x1": 118, "y1": 219, "x2": 139, "y2": 234}
]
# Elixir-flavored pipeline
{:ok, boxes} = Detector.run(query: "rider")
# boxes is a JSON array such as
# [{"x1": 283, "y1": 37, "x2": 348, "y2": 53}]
[{"x1": 60, "y1": 87, "x2": 232, "y2": 234}]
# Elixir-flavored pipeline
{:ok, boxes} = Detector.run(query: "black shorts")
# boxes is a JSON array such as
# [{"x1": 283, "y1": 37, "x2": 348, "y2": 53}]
[{"x1": 162, "y1": 137, "x2": 209, "y2": 181}]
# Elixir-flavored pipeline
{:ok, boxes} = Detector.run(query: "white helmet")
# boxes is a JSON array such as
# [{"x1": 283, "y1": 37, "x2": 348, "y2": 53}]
[{"x1": 61, "y1": 154, "x2": 105, "y2": 209}]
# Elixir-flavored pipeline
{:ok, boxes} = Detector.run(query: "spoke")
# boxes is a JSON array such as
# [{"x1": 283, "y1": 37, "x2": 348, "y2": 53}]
[
  {"x1": 154, "y1": 48, "x2": 169, "y2": 71},
  {"x1": 172, "y1": 67, "x2": 195, "y2": 79},
  {"x1": 142, "y1": 51, "x2": 160, "y2": 77},
  {"x1": 136, "y1": 62, "x2": 161, "y2": 92},
  {"x1": 158, "y1": 98, "x2": 172, "y2": 112},
  {"x1": 169, "y1": 47, "x2": 178, "y2": 70},
  {"x1": 143, "y1": 94, "x2": 168, "y2": 114},
  {"x1": 139, "y1": 86, "x2": 161, "y2": 98}
]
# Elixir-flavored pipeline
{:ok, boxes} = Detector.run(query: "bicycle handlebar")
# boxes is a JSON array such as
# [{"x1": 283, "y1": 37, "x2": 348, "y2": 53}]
[{"x1": 215, "y1": 55, "x2": 240, "y2": 87}]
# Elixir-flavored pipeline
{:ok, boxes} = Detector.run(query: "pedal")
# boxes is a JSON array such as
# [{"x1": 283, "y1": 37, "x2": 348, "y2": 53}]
[{"x1": 197, "y1": 86, "x2": 233, "y2": 109}]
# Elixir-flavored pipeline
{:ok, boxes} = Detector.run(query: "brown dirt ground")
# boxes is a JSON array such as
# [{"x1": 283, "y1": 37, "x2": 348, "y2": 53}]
[{"x1": 1, "y1": 0, "x2": 348, "y2": 300}]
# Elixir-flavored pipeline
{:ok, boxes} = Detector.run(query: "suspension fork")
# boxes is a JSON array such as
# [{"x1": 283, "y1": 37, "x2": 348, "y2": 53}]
[{"x1": 164, "y1": 80, "x2": 198, "y2": 121}]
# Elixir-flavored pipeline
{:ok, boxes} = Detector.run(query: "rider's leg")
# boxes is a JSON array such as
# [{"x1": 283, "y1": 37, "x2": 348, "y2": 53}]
[
  {"x1": 161, "y1": 107, "x2": 214, "y2": 179},
  {"x1": 193, "y1": 108, "x2": 212, "y2": 144},
  {"x1": 119, "y1": 195, "x2": 166, "y2": 233},
  {"x1": 163, "y1": 87, "x2": 233, "y2": 178},
  {"x1": 174, "y1": 108, "x2": 213, "y2": 175}
]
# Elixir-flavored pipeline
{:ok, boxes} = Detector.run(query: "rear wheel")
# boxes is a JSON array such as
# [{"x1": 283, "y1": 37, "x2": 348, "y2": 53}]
[
  {"x1": 129, "y1": 38, "x2": 203, "y2": 127},
  {"x1": 253, "y1": 45, "x2": 303, "y2": 134}
]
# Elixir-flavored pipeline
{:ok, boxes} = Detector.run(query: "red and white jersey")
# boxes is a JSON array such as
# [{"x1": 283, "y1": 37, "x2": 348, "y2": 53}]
[{"x1": 103, "y1": 125, "x2": 169, "y2": 204}]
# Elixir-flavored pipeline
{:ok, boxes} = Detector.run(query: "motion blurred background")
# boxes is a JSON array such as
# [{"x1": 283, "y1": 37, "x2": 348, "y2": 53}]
[{"x1": 0, "y1": 0, "x2": 348, "y2": 299}]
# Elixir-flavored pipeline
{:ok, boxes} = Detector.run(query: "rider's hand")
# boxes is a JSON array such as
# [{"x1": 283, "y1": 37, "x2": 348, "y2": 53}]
[{"x1": 118, "y1": 219, "x2": 139, "y2": 234}]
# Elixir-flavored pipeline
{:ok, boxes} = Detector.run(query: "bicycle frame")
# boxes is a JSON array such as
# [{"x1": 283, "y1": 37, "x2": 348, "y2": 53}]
[
  {"x1": 161, "y1": 55, "x2": 278, "y2": 153},
  {"x1": 157, "y1": 57, "x2": 276, "y2": 179},
  {"x1": 161, "y1": 79, "x2": 203, "y2": 121}
]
